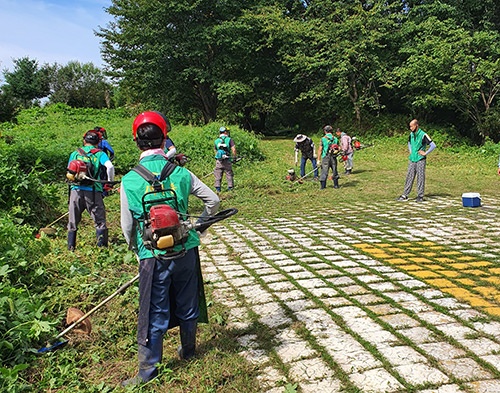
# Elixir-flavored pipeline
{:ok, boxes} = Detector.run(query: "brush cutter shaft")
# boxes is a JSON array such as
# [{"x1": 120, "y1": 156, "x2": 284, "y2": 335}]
[
  {"x1": 55, "y1": 274, "x2": 139, "y2": 340},
  {"x1": 293, "y1": 166, "x2": 318, "y2": 183},
  {"x1": 46, "y1": 212, "x2": 69, "y2": 228}
]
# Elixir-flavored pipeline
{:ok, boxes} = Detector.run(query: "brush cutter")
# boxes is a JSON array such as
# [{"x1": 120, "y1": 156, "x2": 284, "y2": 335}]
[
  {"x1": 37, "y1": 273, "x2": 140, "y2": 353},
  {"x1": 39, "y1": 212, "x2": 69, "y2": 236},
  {"x1": 293, "y1": 166, "x2": 319, "y2": 184},
  {"x1": 37, "y1": 207, "x2": 238, "y2": 354}
]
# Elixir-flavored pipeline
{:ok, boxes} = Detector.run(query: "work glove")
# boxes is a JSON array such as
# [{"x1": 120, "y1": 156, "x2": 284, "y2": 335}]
[
  {"x1": 175, "y1": 153, "x2": 189, "y2": 166},
  {"x1": 103, "y1": 183, "x2": 113, "y2": 196}
]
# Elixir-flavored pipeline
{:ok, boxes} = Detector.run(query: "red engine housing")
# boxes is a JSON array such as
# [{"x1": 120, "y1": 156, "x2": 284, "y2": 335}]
[
  {"x1": 149, "y1": 205, "x2": 180, "y2": 233},
  {"x1": 67, "y1": 159, "x2": 88, "y2": 175}
]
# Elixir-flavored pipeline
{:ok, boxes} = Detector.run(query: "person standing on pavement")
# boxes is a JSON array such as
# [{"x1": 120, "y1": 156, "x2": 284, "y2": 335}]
[
  {"x1": 336, "y1": 128, "x2": 354, "y2": 175},
  {"x1": 66, "y1": 130, "x2": 115, "y2": 250},
  {"x1": 397, "y1": 119, "x2": 436, "y2": 202},
  {"x1": 120, "y1": 111, "x2": 219, "y2": 386},
  {"x1": 214, "y1": 126, "x2": 236, "y2": 192},
  {"x1": 318, "y1": 125, "x2": 340, "y2": 189},
  {"x1": 293, "y1": 134, "x2": 318, "y2": 180}
]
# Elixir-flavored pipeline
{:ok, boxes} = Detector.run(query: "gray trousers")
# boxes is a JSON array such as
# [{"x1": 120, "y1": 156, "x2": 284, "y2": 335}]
[
  {"x1": 67, "y1": 189, "x2": 107, "y2": 232},
  {"x1": 402, "y1": 159, "x2": 426, "y2": 198},
  {"x1": 319, "y1": 154, "x2": 338, "y2": 182},
  {"x1": 214, "y1": 159, "x2": 234, "y2": 188}
]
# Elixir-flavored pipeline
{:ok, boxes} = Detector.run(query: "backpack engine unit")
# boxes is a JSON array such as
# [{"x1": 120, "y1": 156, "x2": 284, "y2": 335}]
[
  {"x1": 142, "y1": 200, "x2": 189, "y2": 253},
  {"x1": 66, "y1": 148, "x2": 100, "y2": 185},
  {"x1": 133, "y1": 162, "x2": 190, "y2": 260}
]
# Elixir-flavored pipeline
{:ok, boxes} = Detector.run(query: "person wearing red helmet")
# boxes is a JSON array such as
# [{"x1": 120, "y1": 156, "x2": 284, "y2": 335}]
[
  {"x1": 66, "y1": 130, "x2": 115, "y2": 250},
  {"x1": 317, "y1": 125, "x2": 340, "y2": 189},
  {"x1": 120, "y1": 111, "x2": 219, "y2": 386}
]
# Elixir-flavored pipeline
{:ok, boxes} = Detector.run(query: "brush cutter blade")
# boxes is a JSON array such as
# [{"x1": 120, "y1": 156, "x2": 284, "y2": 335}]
[
  {"x1": 66, "y1": 307, "x2": 92, "y2": 335},
  {"x1": 37, "y1": 340, "x2": 68, "y2": 354},
  {"x1": 39, "y1": 227, "x2": 57, "y2": 236}
]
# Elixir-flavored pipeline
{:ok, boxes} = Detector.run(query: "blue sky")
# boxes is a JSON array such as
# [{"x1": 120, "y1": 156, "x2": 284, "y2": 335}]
[{"x1": 0, "y1": 0, "x2": 112, "y2": 73}]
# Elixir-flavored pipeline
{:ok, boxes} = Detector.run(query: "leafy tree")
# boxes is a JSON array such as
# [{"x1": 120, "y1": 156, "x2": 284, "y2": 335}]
[
  {"x1": 265, "y1": 1, "x2": 398, "y2": 127},
  {"x1": 2, "y1": 57, "x2": 50, "y2": 108},
  {"x1": 48, "y1": 61, "x2": 113, "y2": 108},
  {"x1": 0, "y1": 87, "x2": 17, "y2": 122},
  {"x1": 97, "y1": 0, "x2": 304, "y2": 129},
  {"x1": 393, "y1": 2, "x2": 500, "y2": 142}
]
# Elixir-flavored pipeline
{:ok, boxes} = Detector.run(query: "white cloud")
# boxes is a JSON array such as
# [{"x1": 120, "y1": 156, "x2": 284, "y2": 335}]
[{"x1": 0, "y1": 0, "x2": 112, "y2": 72}]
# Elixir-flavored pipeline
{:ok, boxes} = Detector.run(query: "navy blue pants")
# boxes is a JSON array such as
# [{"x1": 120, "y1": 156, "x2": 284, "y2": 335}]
[{"x1": 137, "y1": 248, "x2": 200, "y2": 346}]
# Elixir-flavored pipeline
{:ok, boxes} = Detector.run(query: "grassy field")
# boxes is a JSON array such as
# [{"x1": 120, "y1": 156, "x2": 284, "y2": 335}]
[{"x1": 16, "y1": 116, "x2": 500, "y2": 392}]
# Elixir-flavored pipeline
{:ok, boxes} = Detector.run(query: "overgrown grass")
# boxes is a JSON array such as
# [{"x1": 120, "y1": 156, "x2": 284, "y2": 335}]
[{"x1": 2, "y1": 106, "x2": 500, "y2": 392}]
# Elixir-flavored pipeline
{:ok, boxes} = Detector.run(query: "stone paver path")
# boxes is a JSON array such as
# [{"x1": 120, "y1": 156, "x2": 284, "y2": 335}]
[{"x1": 200, "y1": 195, "x2": 500, "y2": 393}]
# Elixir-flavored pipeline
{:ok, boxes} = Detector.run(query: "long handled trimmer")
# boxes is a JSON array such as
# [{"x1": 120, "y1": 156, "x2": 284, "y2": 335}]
[
  {"x1": 37, "y1": 208, "x2": 238, "y2": 354},
  {"x1": 37, "y1": 274, "x2": 140, "y2": 353},
  {"x1": 293, "y1": 166, "x2": 319, "y2": 184}
]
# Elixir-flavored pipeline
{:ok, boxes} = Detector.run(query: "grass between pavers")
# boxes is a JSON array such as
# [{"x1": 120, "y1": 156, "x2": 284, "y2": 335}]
[{"x1": 214, "y1": 208, "x2": 500, "y2": 391}]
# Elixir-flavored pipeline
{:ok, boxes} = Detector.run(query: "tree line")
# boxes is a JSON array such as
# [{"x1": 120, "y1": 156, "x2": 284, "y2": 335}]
[{"x1": 2, "y1": 0, "x2": 500, "y2": 142}]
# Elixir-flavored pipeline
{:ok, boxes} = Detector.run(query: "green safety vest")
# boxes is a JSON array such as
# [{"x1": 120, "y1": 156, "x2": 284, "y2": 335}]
[
  {"x1": 321, "y1": 134, "x2": 339, "y2": 159},
  {"x1": 121, "y1": 155, "x2": 200, "y2": 260},
  {"x1": 409, "y1": 128, "x2": 426, "y2": 163},
  {"x1": 68, "y1": 145, "x2": 105, "y2": 192},
  {"x1": 214, "y1": 136, "x2": 231, "y2": 159}
]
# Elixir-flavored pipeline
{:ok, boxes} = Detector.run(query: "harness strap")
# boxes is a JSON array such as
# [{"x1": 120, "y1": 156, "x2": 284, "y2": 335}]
[{"x1": 132, "y1": 161, "x2": 176, "y2": 183}]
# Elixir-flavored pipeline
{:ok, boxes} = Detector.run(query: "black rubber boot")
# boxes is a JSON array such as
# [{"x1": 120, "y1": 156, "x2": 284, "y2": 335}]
[
  {"x1": 122, "y1": 336, "x2": 163, "y2": 387},
  {"x1": 177, "y1": 320, "x2": 197, "y2": 360},
  {"x1": 320, "y1": 181, "x2": 326, "y2": 190},
  {"x1": 67, "y1": 231, "x2": 77, "y2": 251},
  {"x1": 96, "y1": 229, "x2": 108, "y2": 247},
  {"x1": 333, "y1": 178, "x2": 339, "y2": 189}
]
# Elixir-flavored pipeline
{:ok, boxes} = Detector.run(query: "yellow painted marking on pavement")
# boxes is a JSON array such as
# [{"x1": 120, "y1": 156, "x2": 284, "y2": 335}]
[
  {"x1": 422, "y1": 252, "x2": 438, "y2": 257},
  {"x1": 485, "y1": 277, "x2": 500, "y2": 285},
  {"x1": 409, "y1": 257, "x2": 433, "y2": 263},
  {"x1": 427, "y1": 278, "x2": 455, "y2": 288},
  {"x1": 457, "y1": 278, "x2": 476, "y2": 286},
  {"x1": 449, "y1": 263, "x2": 470, "y2": 270},
  {"x1": 484, "y1": 308, "x2": 500, "y2": 317},
  {"x1": 465, "y1": 269, "x2": 488, "y2": 276},
  {"x1": 476, "y1": 287, "x2": 498, "y2": 298},
  {"x1": 469, "y1": 261, "x2": 492, "y2": 267},
  {"x1": 387, "y1": 258, "x2": 408, "y2": 265},
  {"x1": 439, "y1": 271, "x2": 460, "y2": 278},
  {"x1": 457, "y1": 256, "x2": 476, "y2": 261},
  {"x1": 352, "y1": 241, "x2": 500, "y2": 318},
  {"x1": 427, "y1": 264, "x2": 445, "y2": 270},
  {"x1": 411, "y1": 271, "x2": 440, "y2": 279},
  {"x1": 436, "y1": 258, "x2": 455, "y2": 263}
]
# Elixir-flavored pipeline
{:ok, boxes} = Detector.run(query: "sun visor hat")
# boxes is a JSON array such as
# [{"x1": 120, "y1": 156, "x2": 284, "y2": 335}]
[{"x1": 293, "y1": 134, "x2": 306, "y2": 143}]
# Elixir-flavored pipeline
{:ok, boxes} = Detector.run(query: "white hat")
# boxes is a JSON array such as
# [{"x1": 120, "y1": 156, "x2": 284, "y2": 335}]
[{"x1": 293, "y1": 134, "x2": 306, "y2": 143}]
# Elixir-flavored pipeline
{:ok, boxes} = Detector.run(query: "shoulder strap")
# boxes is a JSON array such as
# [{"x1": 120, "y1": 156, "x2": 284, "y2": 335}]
[
  {"x1": 132, "y1": 161, "x2": 176, "y2": 183},
  {"x1": 77, "y1": 147, "x2": 88, "y2": 157}
]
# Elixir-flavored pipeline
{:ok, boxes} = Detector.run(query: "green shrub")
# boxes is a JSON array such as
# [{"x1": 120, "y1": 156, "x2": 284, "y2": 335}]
[{"x1": 0, "y1": 212, "x2": 53, "y2": 389}]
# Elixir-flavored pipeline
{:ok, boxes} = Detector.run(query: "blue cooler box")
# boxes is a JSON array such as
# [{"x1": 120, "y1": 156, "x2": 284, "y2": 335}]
[{"x1": 462, "y1": 192, "x2": 481, "y2": 207}]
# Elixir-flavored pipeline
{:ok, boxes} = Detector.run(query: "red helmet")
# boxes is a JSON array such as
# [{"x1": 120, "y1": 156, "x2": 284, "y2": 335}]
[{"x1": 132, "y1": 111, "x2": 169, "y2": 139}]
